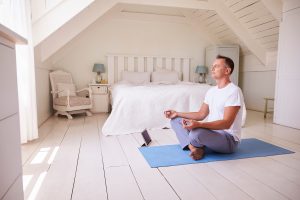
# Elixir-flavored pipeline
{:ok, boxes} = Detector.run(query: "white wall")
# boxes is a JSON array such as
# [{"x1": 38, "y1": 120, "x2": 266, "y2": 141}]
[
  {"x1": 274, "y1": 0, "x2": 300, "y2": 129},
  {"x1": 35, "y1": 68, "x2": 52, "y2": 125},
  {"x1": 34, "y1": 46, "x2": 53, "y2": 126},
  {"x1": 34, "y1": 12, "x2": 210, "y2": 125},
  {"x1": 46, "y1": 16, "x2": 210, "y2": 88},
  {"x1": 239, "y1": 53, "x2": 277, "y2": 111}
]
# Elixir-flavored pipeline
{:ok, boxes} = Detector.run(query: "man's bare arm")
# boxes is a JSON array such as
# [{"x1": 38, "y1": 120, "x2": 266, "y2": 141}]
[
  {"x1": 193, "y1": 106, "x2": 240, "y2": 130},
  {"x1": 177, "y1": 103, "x2": 209, "y2": 121}
]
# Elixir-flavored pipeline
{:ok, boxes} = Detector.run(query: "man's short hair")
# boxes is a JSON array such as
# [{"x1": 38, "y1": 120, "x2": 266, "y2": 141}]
[{"x1": 216, "y1": 55, "x2": 234, "y2": 74}]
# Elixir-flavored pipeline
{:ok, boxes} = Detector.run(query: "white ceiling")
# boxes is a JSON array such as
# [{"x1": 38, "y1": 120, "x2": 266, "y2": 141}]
[
  {"x1": 112, "y1": 0, "x2": 279, "y2": 56},
  {"x1": 35, "y1": 0, "x2": 282, "y2": 64}
]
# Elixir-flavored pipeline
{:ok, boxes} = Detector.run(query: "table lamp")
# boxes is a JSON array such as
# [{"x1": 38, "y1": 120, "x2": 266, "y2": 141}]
[
  {"x1": 195, "y1": 65, "x2": 208, "y2": 83},
  {"x1": 93, "y1": 63, "x2": 105, "y2": 83}
]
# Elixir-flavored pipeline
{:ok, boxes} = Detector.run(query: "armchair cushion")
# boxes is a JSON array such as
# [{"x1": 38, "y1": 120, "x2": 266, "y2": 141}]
[
  {"x1": 57, "y1": 83, "x2": 76, "y2": 97},
  {"x1": 54, "y1": 96, "x2": 91, "y2": 107}
]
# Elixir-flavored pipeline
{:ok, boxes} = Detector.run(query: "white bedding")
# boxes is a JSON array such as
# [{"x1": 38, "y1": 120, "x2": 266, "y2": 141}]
[{"x1": 102, "y1": 82, "x2": 212, "y2": 136}]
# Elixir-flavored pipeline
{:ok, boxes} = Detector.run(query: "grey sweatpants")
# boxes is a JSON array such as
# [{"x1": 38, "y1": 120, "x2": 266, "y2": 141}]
[{"x1": 170, "y1": 117, "x2": 239, "y2": 153}]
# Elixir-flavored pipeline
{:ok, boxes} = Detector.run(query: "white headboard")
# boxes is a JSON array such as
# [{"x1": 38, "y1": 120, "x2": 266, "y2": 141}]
[{"x1": 107, "y1": 54, "x2": 191, "y2": 84}]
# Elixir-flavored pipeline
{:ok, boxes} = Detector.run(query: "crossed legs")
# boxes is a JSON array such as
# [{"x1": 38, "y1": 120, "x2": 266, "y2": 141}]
[{"x1": 170, "y1": 117, "x2": 238, "y2": 160}]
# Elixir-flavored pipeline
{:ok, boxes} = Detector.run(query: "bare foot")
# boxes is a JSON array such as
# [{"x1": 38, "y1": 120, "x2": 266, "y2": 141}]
[{"x1": 188, "y1": 144, "x2": 204, "y2": 160}]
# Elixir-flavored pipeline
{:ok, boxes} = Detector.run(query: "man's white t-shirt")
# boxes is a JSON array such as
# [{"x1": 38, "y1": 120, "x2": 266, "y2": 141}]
[{"x1": 204, "y1": 82, "x2": 244, "y2": 141}]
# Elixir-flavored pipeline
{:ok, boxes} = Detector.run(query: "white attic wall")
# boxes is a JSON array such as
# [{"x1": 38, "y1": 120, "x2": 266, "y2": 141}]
[
  {"x1": 37, "y1": 0, "x2": 118, "y2": 62},
  {"x1": 46, "y1": 11, "x2": 210, "y2": 87},
  {"x1": 113, "y1": 4, "x2": 218, "y2": 44},
  {"x1": 36, "y1": 0, "x2": 213, "y2": 62},
  {"x1": 31, "y1": 0, "x2": 96, "y2": 46},
  {"x1": 33, "y1": 2, "x2": 214, "y2": 125},
  {"x1": 240, "y1": 53, "x2": 277, "y2": 111},
  {"x1": 179, "y1": 9, "x2": 219, "y2": 44},
  {"x1": 33, "y1": 0, "x2": 281, "y2": 62},
  {"x1": 33, "y1": 41, "x2": 55, "y2": 125},
  {"x1": 33, "y1": 0, "x2": 284, "y2": 121}
]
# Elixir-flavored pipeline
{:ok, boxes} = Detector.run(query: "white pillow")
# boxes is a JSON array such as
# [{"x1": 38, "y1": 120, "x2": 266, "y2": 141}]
[
  {"x1": 57, "y1": 83, "x2": 76, "y2": 97},
  {"x1": 155, "y1": 67, "x2": 182, "y2": 80},
  {"x1": 151, "y1": 71, "x2": 179, "y2": 83},
  {"x1": 122, "y1": 71, "x2": 150, "y2": 85}
]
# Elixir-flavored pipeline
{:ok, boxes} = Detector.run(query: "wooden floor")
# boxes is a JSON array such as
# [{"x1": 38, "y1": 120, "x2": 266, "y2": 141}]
[{"x1": 21, "y1": 110, "x2": 300, "y2": 200}]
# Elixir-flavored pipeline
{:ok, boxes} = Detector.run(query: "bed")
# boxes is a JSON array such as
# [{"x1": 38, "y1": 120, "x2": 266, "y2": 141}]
[
  {"x1": 102, "y1": 82, "x2": 211, "y2": 135},
  {"x1": 102, "y1": 54, "x2": 245, "y2": 136}
]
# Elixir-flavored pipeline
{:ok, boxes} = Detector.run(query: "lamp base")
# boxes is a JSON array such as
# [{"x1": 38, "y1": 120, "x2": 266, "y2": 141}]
[
  {"x1": 96, "y1": 73, "x2": 102, "y2": 84},
  {"x1": 198, "y1": 74, "x2": 206, "y2": 83}
]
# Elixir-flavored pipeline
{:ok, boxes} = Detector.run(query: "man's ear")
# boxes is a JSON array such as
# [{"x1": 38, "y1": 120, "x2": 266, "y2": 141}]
[{"x1": 225, "y1": 67, "x2": 231, "y2": 75}]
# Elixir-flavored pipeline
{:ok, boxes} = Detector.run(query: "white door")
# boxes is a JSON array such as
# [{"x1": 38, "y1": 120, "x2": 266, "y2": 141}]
[{"x1": 274, "y1": 7, "x2": 300, "y2": 129}]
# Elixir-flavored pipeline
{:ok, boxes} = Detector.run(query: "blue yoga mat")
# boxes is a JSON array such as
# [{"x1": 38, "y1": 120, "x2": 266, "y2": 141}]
[{"x1": 139, "y1": 138, "x2": 294, "y2": 168}]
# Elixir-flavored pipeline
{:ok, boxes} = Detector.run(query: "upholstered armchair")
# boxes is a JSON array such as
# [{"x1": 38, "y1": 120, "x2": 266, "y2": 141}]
[{"x1": 49, "y1": 70, "x2": 92, "y2": 119}]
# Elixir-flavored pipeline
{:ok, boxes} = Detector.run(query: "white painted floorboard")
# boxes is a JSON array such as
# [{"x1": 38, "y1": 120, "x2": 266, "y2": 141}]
[
  {"x1": 150, "y1": 131, "x2": 217, "y2": 200},
  {"x1": 34, "y1": 118, "x2": 83, "y2": 200},
  {"x1": 22, "y1": 111, "x2": 300, "y2": 200},
  {"x1": 22, "y1": 118, "x2": 70, "y2": 200},
  {"x1": 105, "y1": 166, "x2": 143, "y2": 200},
  {"x1": 117, "y1": 134, "x2": 180, "y2": 200},
  {"x1": 71, "y1": 116, "x2": 107, "y2": 200}
]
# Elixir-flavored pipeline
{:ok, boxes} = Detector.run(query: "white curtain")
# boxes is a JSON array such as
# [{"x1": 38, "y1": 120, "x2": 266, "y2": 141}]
[{"x1": 0, "y1": 0, "x2": 38, "y2": 143}]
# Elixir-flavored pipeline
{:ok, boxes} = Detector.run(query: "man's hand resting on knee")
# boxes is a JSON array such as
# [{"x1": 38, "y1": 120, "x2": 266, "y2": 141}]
[
  {"x1": 164, "y1": 103, "x2": 209, "y2": 121},
  {"x1": 164, "y1": 110, "x2": 178, "y2": 119},
  {"x1": 182, "y1": 118, "x2": 200, "y2": 131}
]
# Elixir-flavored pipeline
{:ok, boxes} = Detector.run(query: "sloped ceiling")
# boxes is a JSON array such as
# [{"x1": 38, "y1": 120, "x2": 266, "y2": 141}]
[
  {"x1": 188, "y1": 9, "x2": 251, "y2": 54},
  {"x1": 184, "y1": 0, "x2": 280, "y2": 55},
  {"x1": 35, "y1": 0, "x2": 282, "y2": 65},
  {"x1": 223, "y1": 0, "x2": 279, "y2": 51}
]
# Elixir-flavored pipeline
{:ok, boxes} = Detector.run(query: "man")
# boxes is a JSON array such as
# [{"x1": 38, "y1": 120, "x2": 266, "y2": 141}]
[{"x1": 164, "y1": 55, "x2": 244, "y2": 160}]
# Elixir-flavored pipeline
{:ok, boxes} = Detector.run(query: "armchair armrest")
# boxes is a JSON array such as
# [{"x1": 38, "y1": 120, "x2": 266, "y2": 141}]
[
  {"x1": 76, "y1": 87, "x2": 90, "y2": 93},
  {"x1": 76, "y1": 87, "x2": 92, "y2": 98},
  {"x1": 51, "y1": 90, "x2": 65, "y2": 94},
  {"x1": 51, "y1": 89, "x2": 72, "y2": 96},
  {"x1": 51, "y1": 90, "x2": 71, "y2": 107}
]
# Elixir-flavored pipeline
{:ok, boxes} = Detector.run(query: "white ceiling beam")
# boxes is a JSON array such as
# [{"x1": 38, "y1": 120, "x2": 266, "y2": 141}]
[
  {"x1": 39, "y1": 0, "x2": 118, "y2": 62},
  {"x1": 112, "y1": 11, "x2": 188, "y2": 24},
  {"x1": 118, "y1": 0, "x2": 213, "y2": 10},
  {"x1": 260, "y1": 0, "x2": 283, "y2": 22},
  {"x1": 209, "y1": 0, "x2": 267, "y2": 65},
  {"x1": 33, "y1": 0, "x2": 95, "y2": 46}
]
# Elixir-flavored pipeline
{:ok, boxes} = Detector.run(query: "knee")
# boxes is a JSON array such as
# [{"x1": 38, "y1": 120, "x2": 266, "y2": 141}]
[
  {"x1": 188, "y1": 128, "x2": 206, "y2": 147},
  {"x1": 170, "y1": 117, "x2": 182, "y2": 126},
  {"x1": 188, "y1": 128, "x2": 207, "y2": 141}
]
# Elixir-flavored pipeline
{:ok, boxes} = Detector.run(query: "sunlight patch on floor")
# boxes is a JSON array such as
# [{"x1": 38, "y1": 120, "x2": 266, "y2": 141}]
[
  {"x1": 22, "y1": 175, "x2": 33, "y2": 191},
  {"x1": 27, "y1": 172, "x2": 47, "y2": 200},
  {"x1": 30, "y1": 148, "x2": 50, "y2": 164},
  {"x1": 48, "y1": 146, "x2": 60, "y2": 164}
]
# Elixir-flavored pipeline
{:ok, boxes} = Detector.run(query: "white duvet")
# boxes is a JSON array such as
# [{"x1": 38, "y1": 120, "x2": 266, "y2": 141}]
[{"x1": 102, "y1": 82, "x2": 212, "y2": 136}]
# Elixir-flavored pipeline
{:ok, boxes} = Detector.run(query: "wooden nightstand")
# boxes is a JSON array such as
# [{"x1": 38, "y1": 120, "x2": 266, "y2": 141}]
[{"x1": 89, "y1": 84, "x2": 110, "y2": 113}]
